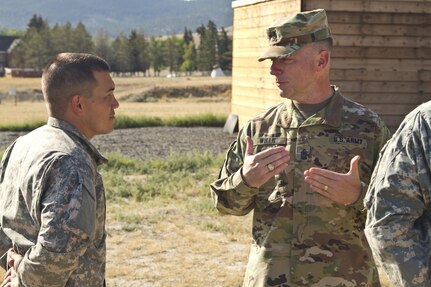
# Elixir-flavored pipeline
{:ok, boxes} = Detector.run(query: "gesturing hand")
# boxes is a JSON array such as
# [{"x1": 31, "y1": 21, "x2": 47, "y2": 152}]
[
  {"x1": 303, "y1": 155, "x2": 362, "y2": 206},
  {"x1": 0, "y1": 249, "x2": 22, "y2": 287},
  {"x1": 242, "y1": 136, "x2": 290, "y2": 188},
  {"x1": 0, "y1": 267, "x2": 19, "y2": 287}
]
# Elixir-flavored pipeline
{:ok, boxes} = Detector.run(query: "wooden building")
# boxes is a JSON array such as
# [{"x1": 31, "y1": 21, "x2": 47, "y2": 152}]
[
  {"x1": 0, "y1": 35, "x2": 20, "y2": 77},
  {"x1": 231, "y1": 0, "x2": 431, "y2": 132},
  {"x1": 4, "y1": 67, "x2": 42, "y2": 78}
]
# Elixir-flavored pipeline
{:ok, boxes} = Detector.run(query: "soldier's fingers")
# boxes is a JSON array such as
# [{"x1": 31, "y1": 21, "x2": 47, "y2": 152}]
[
  {"x1": 264, "y1": 150, "x2": 289, "y2": 164},
  {"x1": 304, "y1": 171, "x2": 333, "y2": 188},
  {"x1": 0, "y1": 276, "x2": 10, "y2": 287},
  {"x1": 272, "y1": 154, "x2": 290, "y2": 169},
  {"x1": 260, "y1": 153, "x2": 289, "y2": 174},
  {"x1": 306, "y1": 166, "x2": 339, "y2": 178},
  {"x1": 245, "y1": 136, "x2": 255, "y2": 156},
  {"x1": 271, "y1": 161, "x2": 289, "y2": 175},
  {"x1": 255, "y1": 145, "x2": 287, "y2": 161},
  {"x1": 309, "y1": 180, "x2": 333, "y2": 195},
  {"x1": 2, "y1": 269, "x2": 12, "y2": 280}
]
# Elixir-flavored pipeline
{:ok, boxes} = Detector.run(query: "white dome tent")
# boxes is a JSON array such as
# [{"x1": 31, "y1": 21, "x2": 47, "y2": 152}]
[{"x1": 211, "y1": 65, "x2": 225, "y2": 77}]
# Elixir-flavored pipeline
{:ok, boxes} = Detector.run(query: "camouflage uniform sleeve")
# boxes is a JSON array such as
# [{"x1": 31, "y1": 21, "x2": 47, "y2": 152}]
[
  {"x1": 350, "y1": 120, "x2": 391, "y2": 209},
  {"x1": 17, "y1": 155, "x2": 96, "y2": 286},
  {"x1": 0, "y1": 142, "x2": 15, "y2": 269},
  {"x1": 210, "y1": 128, "x2": 259, "y2": 216},
  {"x1": 0, "y1": 229, "x2": 11, "y2": 270},
  {"x1": 364, "y1": 112, "x2": 431, "y2": 286}
]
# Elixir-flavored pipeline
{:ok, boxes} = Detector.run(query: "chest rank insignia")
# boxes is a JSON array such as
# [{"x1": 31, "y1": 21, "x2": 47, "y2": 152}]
[{"x1": 259, "y1": 137, "x2": 277, "y2": 145}]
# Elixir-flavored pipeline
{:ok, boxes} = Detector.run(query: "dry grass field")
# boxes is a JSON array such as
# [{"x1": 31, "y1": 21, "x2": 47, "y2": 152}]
[
  {"x1": 0, "y1": 76, "x2": 232, "y2": 126},
  {"x1": 105, "y1": 200, "x2": 252, "y2": 287}
]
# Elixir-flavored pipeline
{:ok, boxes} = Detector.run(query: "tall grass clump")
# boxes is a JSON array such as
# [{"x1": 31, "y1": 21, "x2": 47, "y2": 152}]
[
  {"x1": 0, "y1": 114, "x2": 226, "y2": 131},
  {"x1": 115, "y1": 113, "x2": 226, "y2": 129},
  {"x1": 0, "y1": 120, "x2": 46, "y2": 132},
  {"x1": 114, "y1": 115, "x2": 163, "y2": 129},
  {"x1": 163, "y1": 114, "x2": 226, "y2": 127},
  {"x1": 100, "y1": 151, "x2": 225, "y2": 210}
]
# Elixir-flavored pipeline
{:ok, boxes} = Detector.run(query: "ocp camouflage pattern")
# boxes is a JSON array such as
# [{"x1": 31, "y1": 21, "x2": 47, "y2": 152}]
[
  {"x1": 211, "y1": 86, "x2": 391, "y2": 286},
  {"x1": 365, "y1": 100, "x2": 431, "y2": 287},
  {"x1": 0, "y1": 117, "x2": 107, "y2": 286}
]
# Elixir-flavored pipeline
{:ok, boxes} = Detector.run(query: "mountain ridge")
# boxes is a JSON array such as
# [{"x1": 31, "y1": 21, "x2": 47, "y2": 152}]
[{"x1": 0, "y1": 0, "x2": 233, "y2": 36}]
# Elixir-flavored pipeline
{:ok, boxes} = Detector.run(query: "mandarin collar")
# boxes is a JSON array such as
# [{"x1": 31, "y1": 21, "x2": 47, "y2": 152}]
[
  {"x1": 276, "y1": 85, "x2": 343, "y2": 128},
  {"x1": 47, "y1": 117, "x2": 108, "y2": 165}
]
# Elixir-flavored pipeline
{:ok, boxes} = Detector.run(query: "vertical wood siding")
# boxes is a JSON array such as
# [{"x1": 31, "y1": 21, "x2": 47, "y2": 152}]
[
  {"x1": 231, "y1": 0, "x2": 431, "y2": 131},
  {"x1": 231, "y1": 0, "x2": 301, "y2": 127}
]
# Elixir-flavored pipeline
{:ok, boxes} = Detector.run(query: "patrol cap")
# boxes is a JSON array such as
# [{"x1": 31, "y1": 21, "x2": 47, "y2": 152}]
[{"x1": 258, "y1": 9, "x2": 332, "y2": 61}]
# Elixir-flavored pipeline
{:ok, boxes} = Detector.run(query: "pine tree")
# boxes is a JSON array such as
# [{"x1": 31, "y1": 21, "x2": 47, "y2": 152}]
[
  {"x1": 180, "y1": 41, "x2": 197, "y2": 76},
  {"x1": 110, "y1": 33, "x2": 130, "y2": 75},
  {"x1": 93, "y1": 29, "x2": 111, "y2": 61},
  {"x1": 196, "y1": 21, "x2": 219, "y2": 73},
  {"x1": 183, "y1": 27, "x2": 193, "y2": 45},
  {"x1": 71, "y1": 22, "x2": 94, "y2": 53},
  {"x1": 128, "y1": 30, "x2": 141, "y2": 76},
  {"x1": 27, "y1": 14, "x2": 48, "y2": 32},
  {"x1": 11, "y1": 15, "x2": 52, "y2": 70},
  {"x1": 218, "y1": 27, "x2": 232, "y2": 71},
  {"x1": 149, "y1": 36, "x2": 165, "y2": 76},
  {"x1": 166, "y1": 34, "x2": 184, "y2": 75}
]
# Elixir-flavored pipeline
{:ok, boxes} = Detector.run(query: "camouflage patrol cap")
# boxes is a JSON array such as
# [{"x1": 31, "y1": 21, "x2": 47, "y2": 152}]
[{"x1": 258, "y1": 9, "x2": 332, "y2": 61}]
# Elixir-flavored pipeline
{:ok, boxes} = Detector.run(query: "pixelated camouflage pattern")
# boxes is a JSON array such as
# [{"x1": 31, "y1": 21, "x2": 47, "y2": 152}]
[
  {"x1": 0, "y1": 117, "x2": 107, "y2": 286},
  {"x1": 259, "y1": 9, "x2": 332, "y2": 62},
  {"x1": 211, "y1": 86, "x2": 390, "y2": 287},
  {"x1": 365, "y1": 100, "x2": 431, "y2": 287}
]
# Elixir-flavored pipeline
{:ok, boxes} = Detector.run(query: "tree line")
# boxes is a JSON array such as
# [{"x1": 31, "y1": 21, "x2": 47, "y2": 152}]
[{"x1": 10, "y1": 15, "x2": 232, "y2": 76}]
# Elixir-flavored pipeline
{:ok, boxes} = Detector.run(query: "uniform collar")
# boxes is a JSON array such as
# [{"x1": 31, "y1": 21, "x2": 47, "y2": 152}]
[
  {"x1": 47, "y1": 117, "x2": 108, "y2": 165},
  {"x1": 277, "y1": 85, "x2": 343, "y2": 128}
]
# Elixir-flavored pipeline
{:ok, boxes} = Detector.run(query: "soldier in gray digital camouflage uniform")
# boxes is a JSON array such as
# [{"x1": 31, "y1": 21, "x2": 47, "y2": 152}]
[
  {"x1": 0, "y1": 53, "x2": 119, "y2": 286},
  {"x1": 365, "y1": 101, "x2": 431, "y2": 287},
  {"x1": 210, "y1": 9, "x2": 391, "y2": 287}
]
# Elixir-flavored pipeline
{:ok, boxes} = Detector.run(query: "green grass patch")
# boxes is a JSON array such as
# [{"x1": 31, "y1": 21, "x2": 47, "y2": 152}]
[
  {"x1": 0, "y1": 120, "x2": 46, "y2": 132},
  {"x1": 100, "y1": 151, "x2": 225, "y2": 206},
  {"x1": 0, "y1": 113, "x2": 226, "y2": 131},
  {"x1": 114, "y1": 115, "x2": 163, "y2": 129},
  {"x1": 115, "y1": 113, "x2": 226, "y2": 129},
  {"x1": 162, "y1": 114, "x2": 226, "y2": 127}
]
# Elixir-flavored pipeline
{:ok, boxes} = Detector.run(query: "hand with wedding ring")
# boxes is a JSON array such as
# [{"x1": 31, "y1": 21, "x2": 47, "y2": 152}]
[
  {"x1": 266, "y1": 163, "x2": 275, "y2": 171},
  {"x1": 303, "y1": 155, "x2": 362, "y2": 206},
  {"x1": 242, "y1": 136, "x2": 290, "y2": 188}
]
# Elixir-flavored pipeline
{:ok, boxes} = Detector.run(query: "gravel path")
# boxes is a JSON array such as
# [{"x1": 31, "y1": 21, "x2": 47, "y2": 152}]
[{"x1": 0, "y1": 127, "x2": 238, "y2": 161}]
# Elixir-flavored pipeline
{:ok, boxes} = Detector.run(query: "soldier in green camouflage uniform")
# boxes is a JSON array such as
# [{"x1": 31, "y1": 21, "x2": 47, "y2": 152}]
[
  {"x1": 0, "y1": 53, "x2": 119, "y2": 286},
  {"x1": 210, "y1": 9, "x2": 390, "y2": 286},
  {"x1": 365, "y1": 101, "x2": 431, "y2": 286}
]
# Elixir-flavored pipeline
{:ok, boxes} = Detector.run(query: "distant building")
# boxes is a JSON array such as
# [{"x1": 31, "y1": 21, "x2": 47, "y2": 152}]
[
  {"x1": 4, "y1": 67, "x2": 42, "y2": 78},
  {"x1": 0, "y1": 35, "x2": 20, "y2": 76}
]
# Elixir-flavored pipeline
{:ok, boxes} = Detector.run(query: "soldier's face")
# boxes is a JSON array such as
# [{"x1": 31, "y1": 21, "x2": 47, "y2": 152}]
[
  {"x1": 269, "y1": 45, "x2": 317, "y2": 102},
  {"x1": 80, "y1": 71, "x2": 119, "y2": 139}
]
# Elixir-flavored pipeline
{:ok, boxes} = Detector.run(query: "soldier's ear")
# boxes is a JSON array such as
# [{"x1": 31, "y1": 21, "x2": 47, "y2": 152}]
[
  {"x1": 70, "y1": 95, "x2": 84, "y2": 115},
  {"x1": 317, "y1": 50, "x2": 329, "y2": 70}
]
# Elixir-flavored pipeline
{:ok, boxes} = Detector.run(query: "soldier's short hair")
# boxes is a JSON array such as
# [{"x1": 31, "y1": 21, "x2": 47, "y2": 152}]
[{"x1": 41, "y1": 53, "x2": 110, "y2": 116}]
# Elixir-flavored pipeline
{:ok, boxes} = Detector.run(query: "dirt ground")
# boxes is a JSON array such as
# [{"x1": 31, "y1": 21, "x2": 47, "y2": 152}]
[
  {"x1": 92, "y1": 126, "x2": 237, "y2": 161},
  {"x1": 0, "y1": 127, "x2": 238, "y2": 162}
]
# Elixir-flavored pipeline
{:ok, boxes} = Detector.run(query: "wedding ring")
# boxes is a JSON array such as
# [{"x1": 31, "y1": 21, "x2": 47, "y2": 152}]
[
  {"x1": 267, "y1": 163, "x2": 275, "y2": 172},
  {"x1": 324, "y1": 185, "x2": 328, "y2": 191}
]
